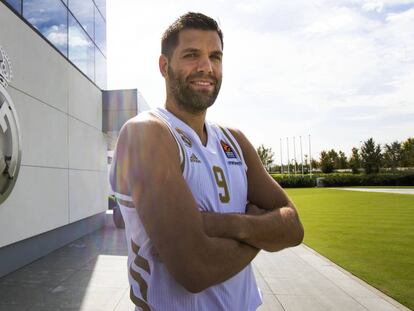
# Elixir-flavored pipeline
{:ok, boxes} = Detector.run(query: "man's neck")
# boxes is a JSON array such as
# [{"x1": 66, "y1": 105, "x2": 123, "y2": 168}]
[{"x1": 165, "y1": 101, "x2": 208, "y2": 146}]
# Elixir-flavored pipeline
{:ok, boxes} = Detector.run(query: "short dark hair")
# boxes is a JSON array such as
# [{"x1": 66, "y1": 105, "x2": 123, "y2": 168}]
[{"x1": 161, "y1": 12, "x2": 223, "y2": 59}]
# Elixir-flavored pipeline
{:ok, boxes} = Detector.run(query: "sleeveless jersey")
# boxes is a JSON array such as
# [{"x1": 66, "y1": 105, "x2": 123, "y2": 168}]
[{"x1": 110, "y1": 107, "x2": 262, "y2": 311}]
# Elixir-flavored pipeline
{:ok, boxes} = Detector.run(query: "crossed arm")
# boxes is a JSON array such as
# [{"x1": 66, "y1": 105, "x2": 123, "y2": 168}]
[
  {"x1": 115, "y1": 115, "x2": 303, "y2": 293},
  {"x1": 202, "y1": 128, "x2": 304, "y2": 252}
]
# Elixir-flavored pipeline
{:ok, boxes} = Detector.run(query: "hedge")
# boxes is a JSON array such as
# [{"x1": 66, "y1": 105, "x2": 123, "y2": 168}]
[
  {"x1": 271, "y1": 172, "x2": 414, "y2": 188},
  {"x1": 272, "y1": 175, "x2": 316, "y2": 188}
]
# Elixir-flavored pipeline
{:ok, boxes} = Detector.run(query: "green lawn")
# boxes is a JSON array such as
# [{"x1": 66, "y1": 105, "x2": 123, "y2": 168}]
[{"x1": 285, "y1": 188, "x2": 414, "y2": 310}]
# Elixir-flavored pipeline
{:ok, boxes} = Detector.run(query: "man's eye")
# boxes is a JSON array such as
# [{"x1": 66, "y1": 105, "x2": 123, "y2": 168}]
[
  {"x1": 211, "y1": 55, "x2": 222, "y2": 61},
  {"x1": 184, "y1": 53, "x2": 197, "y2": 58}
]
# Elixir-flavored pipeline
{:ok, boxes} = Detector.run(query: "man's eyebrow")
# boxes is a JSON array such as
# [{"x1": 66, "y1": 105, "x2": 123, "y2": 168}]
[
  {"x1": 180, "y1": 48, "x2": 223, "y2": 56},
  {"x1": 181, "y1": 48, "x2": 200, "y2": 54}
]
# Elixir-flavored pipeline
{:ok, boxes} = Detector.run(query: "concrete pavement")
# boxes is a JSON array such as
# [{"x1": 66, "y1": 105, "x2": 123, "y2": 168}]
[
  {"x1": 0, "y1": 224, "x2": 410, "y2": 311},
  {"x1": 334, "y1": 188, "x2": 414, "y2": 195}
]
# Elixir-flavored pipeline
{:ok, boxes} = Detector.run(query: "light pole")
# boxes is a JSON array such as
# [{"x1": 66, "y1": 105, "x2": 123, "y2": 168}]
[
  {"x1": 300, "y1": 135, "x2": 304, "y2": 175},
  {"x1": 309, "y1": 134, "x2": 312, "y2": 177},
  {"x1": 280, "y1": 138, "x2": 283, "y2": 174},
  {"x1": 293, "y1": 136, "x2": 297, "y2": 175},
  {"x1": 286, "y1": 137, "x2": 290, "y2": 175}
]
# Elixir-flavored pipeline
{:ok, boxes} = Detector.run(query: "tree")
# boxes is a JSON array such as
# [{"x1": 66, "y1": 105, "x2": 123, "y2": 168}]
[
  {"x1": 401, "y1": 137, "x2": 414, "y2": 167},
  {"x1": 327, "y1": 149, "x2": 339, "y2": 170},
  {"x1": 337, "y1": 151, "x2": 348, "y2": 169},
  {"x1": 319, "y1": 150, "x2": 335, "y2": 173},
  {"x1": 383, "y1": 141, "x2": 402, "y2": 171},
  {"x1": 257, "y1": 144, "x2": 274, "y2": 172},
  {"x1": 310, "y1": 158, "x2": 319, "y2": 170},
  {"x1": 348, "y1": 147, "x2": 361, "y2": 174},
  {"x1": 360, "y1": 138, "x2": 382, "y2": 174}
]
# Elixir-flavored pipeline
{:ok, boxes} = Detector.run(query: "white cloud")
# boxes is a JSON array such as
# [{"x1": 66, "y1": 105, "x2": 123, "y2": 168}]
[
  {"x1": 69, "y1": 26, "x2": 91, "y2": 47},
  {"x1": 45, "y1": 25, "x2": 67, "y2": 47},
  {"x1": 107, "y1": 0, "x2": 414, "y2": 158}
]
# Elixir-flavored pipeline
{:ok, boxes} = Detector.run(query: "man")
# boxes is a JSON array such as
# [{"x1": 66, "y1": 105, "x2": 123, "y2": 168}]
[{"x1": 110, "y1": 12, "x2": 304, "y2": 311}]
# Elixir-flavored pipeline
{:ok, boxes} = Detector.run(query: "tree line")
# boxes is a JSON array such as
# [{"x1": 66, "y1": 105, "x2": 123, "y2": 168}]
[{"x1": 257, "y1": 137, "x2": 414, "y2": 174}]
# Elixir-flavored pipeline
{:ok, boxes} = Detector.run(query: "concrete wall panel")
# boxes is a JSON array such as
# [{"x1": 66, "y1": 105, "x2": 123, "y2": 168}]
[
  {"x1": 0, "y1": 166, "x2": 68, "y2": 248},
  {"x1": 17, "y1": 27, "x2": 69, "y2": 113},
  {"x1": 69, "y1": 170, "x2": 107, "y2": 223},
  {"x1": 68, "y1": 117, "x2": 107, "y2": 171},
  {"x1": 68, "y1": 65, "x2": 102, "y2": 130},
  {"x1": 9, "y1": 87, "x2": 68, "y2": 168}
]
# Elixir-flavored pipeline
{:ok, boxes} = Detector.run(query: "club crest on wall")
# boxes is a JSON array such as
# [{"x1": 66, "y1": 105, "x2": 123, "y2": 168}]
[{"x1": 0, "y1": 46, "x2": 22, "y2": 204}]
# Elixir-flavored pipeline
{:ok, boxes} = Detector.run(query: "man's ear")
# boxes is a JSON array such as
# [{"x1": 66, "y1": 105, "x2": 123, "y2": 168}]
[{"x1": 159, "y1": 54, "x2": 168, "y2": 77}]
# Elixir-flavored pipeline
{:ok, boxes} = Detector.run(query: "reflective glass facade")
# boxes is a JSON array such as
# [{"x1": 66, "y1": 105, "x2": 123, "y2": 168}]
[
  {"x1": 5, "y1": 0, "x2": 20, "y2": 13},
  {"x1": 3, "y1": 0, "x2": 107, "y2": 89}
]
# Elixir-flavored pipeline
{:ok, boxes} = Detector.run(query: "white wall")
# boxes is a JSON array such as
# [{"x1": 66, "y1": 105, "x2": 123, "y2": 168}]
[{"x1": 0, "y1": 2, "x2": 108, "y2": 248}]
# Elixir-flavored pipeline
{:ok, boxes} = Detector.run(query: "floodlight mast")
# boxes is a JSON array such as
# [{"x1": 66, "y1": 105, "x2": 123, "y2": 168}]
[
  {"x1": 280, "y1": 138, "x2": 283, "y2": 174},
  {"x1": 286, "y1": 137, "x2": 290, "y2": 175},
  {"x1": 300, "y1": 136, "x2": 304, "y2": 175},
  {"x1": 293, "y1": 136, "x2": 297, "y2": 175},
  {"x1": 309, "y1": 134, "x2": 312, "y2": 178}
]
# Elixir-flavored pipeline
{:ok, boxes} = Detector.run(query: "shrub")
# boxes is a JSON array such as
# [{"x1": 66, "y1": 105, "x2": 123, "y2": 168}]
[
  {"x1": 271, "y1": 172, "x2": 414, "y2": 188},
  {"x1": 271, "y1": 175, "x2": 316, "y2": 188}
]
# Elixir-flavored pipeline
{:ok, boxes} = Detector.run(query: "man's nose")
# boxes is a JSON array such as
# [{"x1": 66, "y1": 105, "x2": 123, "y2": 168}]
[{"x1": 197, "y1": 55, "x2": 213, "y2": 73}]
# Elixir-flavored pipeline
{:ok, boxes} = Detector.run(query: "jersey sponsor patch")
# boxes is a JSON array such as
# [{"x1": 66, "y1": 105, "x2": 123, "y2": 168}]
[
  {"x1": 228, "y1": 160, "x2": 242, "y2": 166},
  {"x1": 220, "y1": 140, "x2": 237, "y2": 159},
  {"x1": 190, "y1": 153, "x2": 201, "y2": 163},
  {"x1": 175, "y1": 128, "x2": 192, "y2": 148}
]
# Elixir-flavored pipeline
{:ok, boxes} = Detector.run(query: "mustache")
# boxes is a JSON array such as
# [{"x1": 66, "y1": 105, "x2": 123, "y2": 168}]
[{"x1": 186, "y1": 72, "x2": 219, "y2": 85}]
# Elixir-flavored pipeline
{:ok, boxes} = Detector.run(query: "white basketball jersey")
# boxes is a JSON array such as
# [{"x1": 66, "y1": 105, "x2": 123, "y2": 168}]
[{"x1": 111, "y1": 107, "x2": 262, "y2": 311}]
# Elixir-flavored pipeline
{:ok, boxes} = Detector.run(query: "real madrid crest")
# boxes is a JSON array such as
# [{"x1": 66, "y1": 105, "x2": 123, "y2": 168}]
[{"x1": 0, "y1": 46, "x2": 22, "y2": 204}]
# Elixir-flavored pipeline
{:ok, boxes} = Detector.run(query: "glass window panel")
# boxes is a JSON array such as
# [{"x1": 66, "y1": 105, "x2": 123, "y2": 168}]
[
  {"x1": 94, "y1": 0, "x2": 106, "y2": 19},
  {"x1": 95, "y1": 6, "x2": 106, "y2": 55},
  {"x1": 95, "y1": 48, "x2": 106, "y2": 89},
  {"x1": 69, "y1": 0, "x2": 94, "y2": 39},
  {"x1": 5, "y1": 0, "x2": 21, "y2": 14},
  {"x1": 69, "y1": 13, "x2": 94, "y2": 81},
  {"x1": 23, "y1": 0, "x2": 68, "y2": 56}
]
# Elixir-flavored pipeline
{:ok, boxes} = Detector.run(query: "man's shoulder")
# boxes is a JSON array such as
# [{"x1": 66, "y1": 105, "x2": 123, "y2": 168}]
[
  {"x1": 121, "y1": 110, "x2": 170, "y2": 138},
  {"x1": 210, "y1": 122, "x2": 244, "y2": 141}
]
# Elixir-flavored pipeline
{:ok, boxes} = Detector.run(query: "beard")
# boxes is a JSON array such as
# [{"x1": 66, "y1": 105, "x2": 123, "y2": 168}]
[{"x1": 167, "y1": 65, "x2": 222, "y2": 113}]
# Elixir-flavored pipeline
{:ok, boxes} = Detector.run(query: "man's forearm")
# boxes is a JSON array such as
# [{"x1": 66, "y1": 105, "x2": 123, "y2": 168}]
[
  {"x1": 173, "y1": 234, "x2": 259, "y2": 293},
  {"x1": 203, "y1": 236, "x2": 258, "y2": 285},
  {"x1": 202, "y1": 206, "x2": 304, "y2": 252}
]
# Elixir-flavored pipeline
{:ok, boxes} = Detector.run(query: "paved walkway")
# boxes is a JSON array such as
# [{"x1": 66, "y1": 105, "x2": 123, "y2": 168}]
[
  {"x1": 334, "y1": 188, "x2": 414, "y2": 195},
  {"x1": 0, "y1": 225, "x2": 410, "y2": 311}
]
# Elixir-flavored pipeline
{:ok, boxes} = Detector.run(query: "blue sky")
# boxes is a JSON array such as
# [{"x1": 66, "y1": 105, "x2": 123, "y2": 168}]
[{"x1": 107, "y1": 0, "x2": 414, "y2": 162}]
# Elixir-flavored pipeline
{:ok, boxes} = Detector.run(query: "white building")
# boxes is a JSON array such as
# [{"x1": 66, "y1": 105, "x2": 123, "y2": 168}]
[{"x1": 0, "y1": 0, "x2": 146, "y2": 277}]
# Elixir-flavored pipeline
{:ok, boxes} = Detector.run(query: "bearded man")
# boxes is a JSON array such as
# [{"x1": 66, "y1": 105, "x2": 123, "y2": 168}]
[{"x1": 110, "y1": 12, "x2": 304, "y2": 311}]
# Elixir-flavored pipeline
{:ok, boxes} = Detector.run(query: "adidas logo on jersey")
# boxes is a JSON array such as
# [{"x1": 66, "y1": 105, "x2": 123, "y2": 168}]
[{"x1": 190, "y1": 153, "x2": 201, "y2": 163}]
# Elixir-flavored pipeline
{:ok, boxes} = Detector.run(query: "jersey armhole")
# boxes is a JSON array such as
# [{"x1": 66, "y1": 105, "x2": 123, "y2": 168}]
[{"x1": 149, "y1": 111, "x2": 185, "y2": 172}]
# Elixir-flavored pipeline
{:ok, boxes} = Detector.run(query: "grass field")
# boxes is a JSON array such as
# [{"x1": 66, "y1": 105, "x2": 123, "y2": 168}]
[{"x1": 285, "y1": 188, "x2": 414, "y2": 310}]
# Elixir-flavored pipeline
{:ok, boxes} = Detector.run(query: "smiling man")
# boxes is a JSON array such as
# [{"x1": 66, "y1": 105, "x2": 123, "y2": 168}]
[{"x1": 110, "y1": 12, "x2": 304, "y2": 311}]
